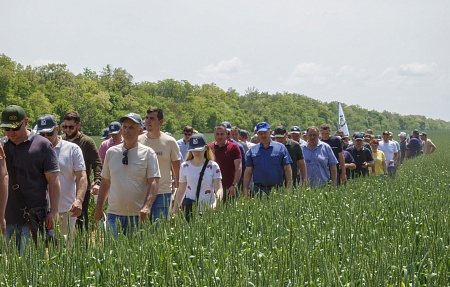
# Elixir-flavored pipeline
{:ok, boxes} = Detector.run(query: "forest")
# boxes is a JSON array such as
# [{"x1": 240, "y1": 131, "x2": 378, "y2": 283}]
[{"x1": 1, "y1": 53, "x2": 449, "y2": 136}]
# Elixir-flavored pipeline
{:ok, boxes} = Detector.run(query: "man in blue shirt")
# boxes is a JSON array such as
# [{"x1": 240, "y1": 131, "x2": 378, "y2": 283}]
[
  {"x1": 302, "y1": 126, "x2": 338, "y2": 188},
  {"x1": 242, "y1": 122, "x2": 292, "y2": 197},
  {"x1": 406, "y1": 129, "x2": 422, "y2": 159}
]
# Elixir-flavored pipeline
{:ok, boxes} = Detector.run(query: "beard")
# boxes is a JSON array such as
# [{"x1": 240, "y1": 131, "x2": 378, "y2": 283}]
[{"x1": 65, "y1": 128, "x2": 79, "y2": 139}]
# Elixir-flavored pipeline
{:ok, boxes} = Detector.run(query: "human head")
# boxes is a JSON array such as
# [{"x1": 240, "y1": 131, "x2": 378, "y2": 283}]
[
  {"x1": 306, "y1": 126, "x2": 320, "y2": 146},
  {"x1": 366, "y1": 129, "x2": 373, "y2": 135},
  {"x1": 36, "y1": 114, "x2": 59, "y2": 145},
  {"x1": 108, "y1": 121, "x2": 122, "y2": 141},
  {"x1": 185, "y1": 133, "x2": 215, "y2": 161},
  {"x1": 290, "y1": 126, "x2": 301, "y2": 142},
  {"x1": 214, "y1": 124, "x2": 228, "y2": 146},
  {"x1": 273, "y1": 125, "x2": 287, "y2": 144},
  {"x1": 335, "y1": 129, "x2": 345, "y2": 138},
  {"x1": 1, "y1": 105, "x2": 29, "y2": 144},
  {"x1": 62, "y1": 111, "x2": 81, "y2": 139},
  {"x1": 320, "y1": 124, "x2": 331, "y2": 139},
  {"x1": 230, "y1": 126, "x2": 241, "y2": 141},
  {"x1": 353, "y1": 132, "x2": 364, "y2": 149},
  {"x1": 369, "y1": 138, "x2": 379, "y2": 150},
  {"x1": 145, "y1": 107, "x2": 164, "y2": 133},
  {"x1": 412, "y1": 129, "x2": 419, "y2": 137},
  {"x1": 101, "y1": 128, "x2": 110, "y2": 140},
  {"x1": 420, "y1": 132, "x2": 427, "y2": 139},
  {"x1": 183, "y1": 125, "x2": 194, "y2": 141},
  {"x1": 382, "y1": 131, "x2": 390, "y2": 143},
  {"x1": 398, "y1": 132, "x2": 407, "y2": 140},
  {"x1": 120, "y1": 113, "x2": 143, "y2": 143},
  {"x1": 256, "y1": 122, "x2": 271, "y2": 144},
  {"x1": 239, "y1": 129, "x2": 249, "y2": 142}
]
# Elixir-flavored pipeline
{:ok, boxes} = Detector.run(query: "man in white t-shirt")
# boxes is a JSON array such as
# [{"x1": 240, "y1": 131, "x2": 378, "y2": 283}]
[
  {"x1": 94, "y1": 113, "x2": 161, "y2": 237},
  {"x1": 378, "y1": 131, "x2": 399, "y2": 179},
  {"x1": 138, "y1": 107, "x2": 181, "y2": 221},
  {"x1": 36, "y1": 114, "x2": 87, "y2": 242}
]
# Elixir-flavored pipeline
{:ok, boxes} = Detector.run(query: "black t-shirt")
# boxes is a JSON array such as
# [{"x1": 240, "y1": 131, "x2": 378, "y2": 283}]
[
  {"x1": 346, "y1": 145, "x2": 373, "y2": 178},
  {"x1": 321, "y1": 136, "x2": 342, "y2": 165},
  {"x1": 3, "y1": 132, "x2": 59, "y2": 224}
]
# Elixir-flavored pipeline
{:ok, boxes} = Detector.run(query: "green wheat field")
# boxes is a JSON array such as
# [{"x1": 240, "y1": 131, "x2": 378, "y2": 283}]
[{"x1": 1, "y1": 132, "x2": 449, "y2": 286}]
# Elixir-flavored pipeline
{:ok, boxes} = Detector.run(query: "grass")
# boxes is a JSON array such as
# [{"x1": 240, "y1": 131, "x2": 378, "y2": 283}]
[{"x1": 1, "y1": 132, "x2": 448, "y2": 285}]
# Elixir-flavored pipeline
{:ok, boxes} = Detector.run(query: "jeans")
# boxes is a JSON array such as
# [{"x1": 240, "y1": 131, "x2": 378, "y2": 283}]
[
  {"x1": 6, "y1": 223, "x2": 31, "y2": 256},
  {"x1": 252, "y1": 184, "x2": 279, "y2": 198},
  {"x1": 387, "y1": 166, "x2": 396, "y2": 179},
  {"x1": 107, "y1": 214, "x2": 140, "y2": 239},
  {"x1": 150, "y1": 193, "x2": 171, "y2": 221}
]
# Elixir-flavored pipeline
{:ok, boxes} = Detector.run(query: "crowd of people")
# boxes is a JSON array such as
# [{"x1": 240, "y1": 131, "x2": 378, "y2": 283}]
[{"x1": 0, "y1": 104, "x2": 437, "y2": 252}]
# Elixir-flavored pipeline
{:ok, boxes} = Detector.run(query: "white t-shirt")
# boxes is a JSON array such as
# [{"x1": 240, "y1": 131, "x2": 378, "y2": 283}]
[
  {"x1": 102, "y1": 143, "x2": 161, "y2": 216},
  {"x1": 55, "y1": 137, "x2": 86, "y2": 212},
  {"x1": 179, "y1": 160, "x2": 222, "y2": 210},
  {"x1": 378, "y1": 141, "x2": 398, "y2": 167}
]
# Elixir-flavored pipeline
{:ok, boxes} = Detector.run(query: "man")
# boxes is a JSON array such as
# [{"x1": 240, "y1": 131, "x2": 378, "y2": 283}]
[
  {"x1": 420, "y1": 132, "x2": 436, "y2": 155},
  {"x1": 398, "y1": 132, "x2": 407, "y2": 164},
  {"x1": 378, "y1": 131, "x2": 399, "y2": 179},
  {"x1": 406, "y1": 129, "x2": 422, "y2": 159},
  {"x1": 99, "y1": 121, "x2": 123, "y2": 164},
  {"x1": 320, "y1": 124, "x2": 346, "y2": 184},
  {"x1": 302, "y1": 126, "x2": 338, "y2": 188},
  {"x1": 1, "y1": 105, "x2": 60, "y2": 254},
  {"x1": 100, "y1": 128, "x2": 110, "y2": 140},
  {"x1": 36, "y1": 114, "x2": 87, "y2": 241},
  {"x1": 243, "y1": 122, "x2": 292, "y2": 197},
  {"x1": 388, "y1": 132, "x2": 401, "y2": 168},
  {"x1": 61, "y1": 111, "x2": 102, "y2": 231},
  {"x1": 231, "y1": 126, "x2": 249, "y2": 153},
  {"x1": 0, "y1": 142, "x2": 8, "y2": 235},
  {"x1": 346, "y1": 132, "x2": 374, "y2": 179},
  {"x1": 222, "y1": 122, "x2": 246, "y2": 180},
  {"x1": 177, "y1": 125, "x2": 193, "y2": 161},
  {"x1": 138, "y1": 107, "x2": 181, "y2": 221},
  {"x1": 290, "y1": 126, "x2": 307, "y2": 145},
  {"x1": 272, "y1": 125, "x2": 307, "y2": 188},
  {"x1": 208, "y1": 124, "x2": 242, "y2": 201},
  {"x1": 94, "y1": 113, "x2": 161, "y2": 237}
]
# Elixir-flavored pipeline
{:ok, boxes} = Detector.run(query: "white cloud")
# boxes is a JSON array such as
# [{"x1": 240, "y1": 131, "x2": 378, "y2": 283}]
[
  {"x1": 398, "y1": 62, "x2": 437, "y2": 77},
  {"x1": 200, "y1": 57, "x2": 245, "y2": 79},
  {"x1": 283, "y1": 63, "x2": 333, "y2": 85}
]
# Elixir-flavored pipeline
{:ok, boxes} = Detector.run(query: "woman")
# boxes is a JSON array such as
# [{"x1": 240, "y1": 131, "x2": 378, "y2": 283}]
[
  {"x1": 172, "y1": 134, "x2": 223, "y2": 221},
  {"x1": 370, "y1": 138, "x2": 387, "y2": 177}
]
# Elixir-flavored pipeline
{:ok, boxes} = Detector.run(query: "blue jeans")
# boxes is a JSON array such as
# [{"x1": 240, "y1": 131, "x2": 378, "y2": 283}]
[
  {"x1": 387, "y1": 166, "x2": 396, "y2": 179},
  {"x1": 150, "y1": 193, "x2": 171, "y2": 221},
  {"x1": 107, "y1": 214, "x2": 140, "y2": 239},
  {"x1": 6, "y1": 223, "x2": 31, "y2": 256}
]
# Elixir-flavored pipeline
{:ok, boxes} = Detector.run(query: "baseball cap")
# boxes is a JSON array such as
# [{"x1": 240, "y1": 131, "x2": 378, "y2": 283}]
[
  {"x1": 290, "y1": 126, "x2": 301, "y2": 134},
  {"x1": 239, "y1": 129, "x2": 248, "y2": 137},
  {"x1": 273, "y1": 125, "x2": 286, "y2": 138},
  {"x1": 108, "y1": 121, "x2": 121, "y2": 135},
  {"x1": 120, "y1": 113, "x2": 143, "y2": 125},
  {"x1": 1, "y1": 105, "x2": 27, "y2": 128},
  {"x1": 420, "y1": 132, "x2": 427, "y2": 136},
  {"x1": 398, "y1": 132, "x2": 407, "y2": 138},
  {"x1": 101, "y1": 128, "x2": 109, "y2": 139},
  {"x1": 412, "y1": 129, "x2": 419, "y2": 134},
  {"x1": 256, "y1": 122, "x2": 270, "y2": 133},
  {"x1": 221, "y1": 121, "x2": 232, "y2": 131},
  {"x1": 188, "y1": 133, "x2": 207, "y2": 152},
  {"x1": 36, "y1": 114, "x2": 58, "y2": 133},
  {"x1": 353, "y1": 132, "x2": 364, "y2": 140}
]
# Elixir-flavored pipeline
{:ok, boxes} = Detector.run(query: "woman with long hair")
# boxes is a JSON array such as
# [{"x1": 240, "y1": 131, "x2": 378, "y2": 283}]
[{"x1": 172, "y1": 134, "x2": 223, "y2": 220}]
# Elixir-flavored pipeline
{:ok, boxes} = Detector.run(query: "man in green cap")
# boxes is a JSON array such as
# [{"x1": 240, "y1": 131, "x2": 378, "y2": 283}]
[{"x1": 1, "y1": 105, "x2": 60, "y2": 254}]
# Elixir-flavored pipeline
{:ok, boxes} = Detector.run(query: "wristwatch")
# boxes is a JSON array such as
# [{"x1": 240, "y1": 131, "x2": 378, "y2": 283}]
[{"x1": 94, "y1": 181, "x2": 101, "y2": 186}]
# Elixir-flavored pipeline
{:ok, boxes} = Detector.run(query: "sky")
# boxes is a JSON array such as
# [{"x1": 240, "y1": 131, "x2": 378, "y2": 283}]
[{"x1": 1, "y1": 0, "x2": 449, "y2": 121}]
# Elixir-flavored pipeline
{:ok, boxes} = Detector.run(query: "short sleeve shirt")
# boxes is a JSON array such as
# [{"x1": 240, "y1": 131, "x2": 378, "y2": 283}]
[{"x1": 302, "y1": 142, "x2": 338, "y2": 188}]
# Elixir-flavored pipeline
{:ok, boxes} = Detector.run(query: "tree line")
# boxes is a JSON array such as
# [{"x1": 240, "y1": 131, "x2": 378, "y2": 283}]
[{"x1": 1, "y1": 53, "x2": 449, "y2": 136}]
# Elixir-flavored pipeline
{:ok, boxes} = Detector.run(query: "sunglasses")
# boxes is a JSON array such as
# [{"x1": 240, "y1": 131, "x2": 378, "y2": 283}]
[
  {"x1": 122, "y1": 149, "x2": 128, "y2": 165},
  {"x1": 3, "y1": 121, "x2": 24, "y2": 132},
  {"x1": 39, "y1": 132, "x2": 54, "y2": 137},
  {"x1": 184, "y1": 133, "x2": 192, "y2": 136},
  {"x1": 62, "y1": 125, "x2": 76, "y2": 130}
]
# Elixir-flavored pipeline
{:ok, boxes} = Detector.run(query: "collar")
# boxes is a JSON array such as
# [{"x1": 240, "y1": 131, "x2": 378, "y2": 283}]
[{"x1": 4, "y1": 128, "x2": 36, "y2": 144}]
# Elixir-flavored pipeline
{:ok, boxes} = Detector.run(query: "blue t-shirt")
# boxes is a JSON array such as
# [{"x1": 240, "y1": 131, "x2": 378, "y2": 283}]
[
  {"x1": 407, "y1": 137, "x2": 422, "y2": 158},
  {"x1": 246, "y1": 141, "x2": 292, "y2": 186},
  {"x1": 302, "y1": 142, "x2": 338, "y2": 188}
]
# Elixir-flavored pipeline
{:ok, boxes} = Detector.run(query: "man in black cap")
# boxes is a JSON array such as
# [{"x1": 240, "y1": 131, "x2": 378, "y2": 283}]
[
  {"x1": 94, "y1": 113, "x2": 161, "y2": 237},
  {"x1": 98, "y1": 121, "x2": 123, "y2": 164},
  {"x1": 1, "y1": 105, "x2": 60, "y2": 254},
  {"x1": 346, "y1": 132, "x2": 374, "y2": 179},
  {"x1": 406, "y1": 129, "x2": 422, "y2": 159}
]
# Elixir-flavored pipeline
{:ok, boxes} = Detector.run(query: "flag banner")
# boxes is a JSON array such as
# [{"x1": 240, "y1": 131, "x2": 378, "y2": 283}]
[{"x1": 338, "y1": 102, "x2": 349, "y2": 136}]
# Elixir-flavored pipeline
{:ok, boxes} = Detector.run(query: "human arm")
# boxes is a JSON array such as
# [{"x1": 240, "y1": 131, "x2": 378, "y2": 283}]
[
  {"x1": 429, "y1": 141, "x2": 436, "y2": 154},
  {"x1": 213, "y1": 178, "x2": 223, "y2": 207},
  {"x1": 139, "y1": 177, "x2": 160, "y2": 223},
  {"x1": 171, "y1": 160, "x2": 181, "y2": 191},
  {"x1": 171, "y1": 182, "x2": 187, "y2": 216},
  {"x1": 69, "y1": 170, "x2": 87, "y2": 217},
  {"x1": 330, "y1": 164, "x2": 337, "y2": 187},
  {"x1": 45, "y1": 171, "x2": 60, "y2": 230},
  {"x1": 338, "y1": 152, "x2": 347, "y2": 184},
  {"x1": 94, "y1": 177, "x2": 110, "y2": 222},
  {"x1": 88, "y1": 140, "x2": 103, "y2": 195},
  {"x1": 229, "y1": 158, "x2": 242, "y2": 196},
  {"x1": 0, "y1": 149, "x2": 7, "y2": 235},
  {"x1": 283, "y1": 164, "x2": 293, "y2": 190},
  {"x1": 242, "y1": 166, "x2": 253, "y2": 197},
  {"x1": 298, "y1": 159, "x2": 307, "y2": 188}
]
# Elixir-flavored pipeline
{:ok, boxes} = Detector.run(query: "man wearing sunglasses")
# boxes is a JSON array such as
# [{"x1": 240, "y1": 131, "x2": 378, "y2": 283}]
[
  {"x1": 0, "y1": 105, "x2": 60, "y2": 254},
  {"x1": 94, "y1": 113, "x2": 161, "y2": 237},
  {"x1": 177, "y1": 125, "x2": 194, "y2": 161},
  {"x1": 36, "y1": 114, "x2": 87, "y2": 244},
  {"x1": 61, "y1": 111, "x2": 102, "y2": 232}
]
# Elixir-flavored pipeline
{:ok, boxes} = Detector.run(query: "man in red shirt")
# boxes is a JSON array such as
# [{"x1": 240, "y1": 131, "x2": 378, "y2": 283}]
[{"x1": 208, "y1": 124, "x2": 242, "y2": 202}]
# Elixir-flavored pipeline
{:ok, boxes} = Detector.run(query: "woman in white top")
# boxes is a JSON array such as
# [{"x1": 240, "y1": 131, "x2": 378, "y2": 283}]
[{"x1": 172, "y1": 134, "x2": 223, "y2": 221}]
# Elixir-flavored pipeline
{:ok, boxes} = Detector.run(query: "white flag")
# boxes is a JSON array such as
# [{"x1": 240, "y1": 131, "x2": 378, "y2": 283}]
[{"x1": 338, "y1": 102, "x2": 349, "y2": 136}]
